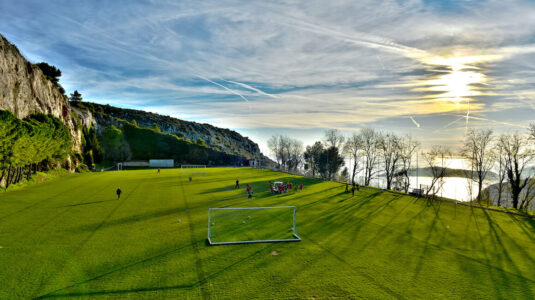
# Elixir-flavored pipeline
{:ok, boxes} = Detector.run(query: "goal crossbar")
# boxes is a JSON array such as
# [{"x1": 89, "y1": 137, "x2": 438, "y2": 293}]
[{"x1": 207, "y1": 206, "x2": 301, "y2": 245}]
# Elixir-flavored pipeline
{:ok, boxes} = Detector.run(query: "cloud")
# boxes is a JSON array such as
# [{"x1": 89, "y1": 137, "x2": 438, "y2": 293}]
[{"x1": 2, "y1": 0, "x2": 535, "y2": 150}]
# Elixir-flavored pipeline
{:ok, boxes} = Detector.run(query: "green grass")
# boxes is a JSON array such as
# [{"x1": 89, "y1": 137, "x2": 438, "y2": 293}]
[{"x1": 0, "y1": 167, "x2": 534, "y2": 299}]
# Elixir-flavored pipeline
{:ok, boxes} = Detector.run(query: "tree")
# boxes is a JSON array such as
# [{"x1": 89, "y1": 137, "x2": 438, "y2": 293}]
[
  {"x1": 498, "y1": 133, "x2": 534, "y2": 209},
  {"x1": 344, "y1": 133, "x2": 363, "y2": 185},
  {"x1": 422, "y1": 146, "x2": 452, "y2": 197},
  {"x1": 196, "y1": 138, "x2": 207, "y2": 146},
  {"x1": 360, "y1": 128, "x2": 379, "y2": 186},
  {"x1": 398, "y1": 136, "x2": 419, "y2": 193},
  {"x1": 287, "y1": 139, "x2": 303, "y2": 172},
  {"x1": 268, "y1": 135, "x2": 284, "y2": 169},
  {"x1": 324, "y1": 129, "x2": 345, "y2": 149},
  {"x1": 69, "y1": 90, "x2": 83, "y2": 102},
  {"x1": 304, "y1": 141, "x2": 323, "y2": 177},
  {"x1": 318, "y1": 146, "x2": 345, "y2": 180},
  {"x1": 36, "y1": 62, "x2": 61, "y2": 85},
  {"x1": 102, "y1": 125, "x2": 123, "y2": 150},
  {"x1": 461, "y1": 129, "x2": 495, "y2": 204},
  {"x1": 378, "y1": 132, "x2": 402, "y2": 190},
  {"x1": 494, "y1": 143, "x2": 508, "y2": 207},
  {"x1": 341, "y1": 167, "x2": 349, "y2": 182}
]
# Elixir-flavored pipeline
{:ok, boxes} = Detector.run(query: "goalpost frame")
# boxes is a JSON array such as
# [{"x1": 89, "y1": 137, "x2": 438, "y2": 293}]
[
  {"x1": 180, "y1": 164, "x2": 207, "y2": 176},
  {"x1": 207, "y1": 206, "x2": 301, "y2": 245}
]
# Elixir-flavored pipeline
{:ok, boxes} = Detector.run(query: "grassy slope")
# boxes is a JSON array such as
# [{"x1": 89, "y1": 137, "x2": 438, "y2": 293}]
[{"x1": 0, "y1": 168, "x2": 533, "y2": 299}]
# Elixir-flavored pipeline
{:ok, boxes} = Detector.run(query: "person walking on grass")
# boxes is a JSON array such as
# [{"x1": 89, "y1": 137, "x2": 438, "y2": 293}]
[
  {"x1": 189, "y1": 176, "x2": 192, "y2": 184},
  {"x1": 351, "y1": 185, "x2": 355, "y2": 197},
  {"x1": 345, "y1": 182, "x2": 349, "y2": 193},
  {"x1": 235, "y1": 179, "x2": 240, "y2": 189},
  {"x1": 299, "y1": 183, "x2": 303, "y2": 191},
  {"x1": 158, "y1": 168, "x2": 160, "y2": 174},
  {"x1": 116, "y1": 187, "x2": 122, "y2": 199}
]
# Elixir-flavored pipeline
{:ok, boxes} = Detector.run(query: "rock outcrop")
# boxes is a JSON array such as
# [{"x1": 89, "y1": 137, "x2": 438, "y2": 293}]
[{"x1": 0, "y1": 34, "x2": 83, "y2": 154}]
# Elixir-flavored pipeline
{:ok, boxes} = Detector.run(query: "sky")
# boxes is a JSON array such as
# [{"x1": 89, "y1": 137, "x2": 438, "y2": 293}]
[{"x1": 1, "y1": 0, "x2": 535, "y2": 155}]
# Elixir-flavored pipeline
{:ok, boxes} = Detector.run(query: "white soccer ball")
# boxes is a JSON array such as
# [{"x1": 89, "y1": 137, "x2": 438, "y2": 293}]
[
  {"x1": 247, "y1": 216, "x2": 251, "y2": 219},
  {"x1": 242, "y1": 220, "x2": 246, "y2": 224},
  {"x1": 212, "y1": 222, "x2": 215, "y2": 226}
]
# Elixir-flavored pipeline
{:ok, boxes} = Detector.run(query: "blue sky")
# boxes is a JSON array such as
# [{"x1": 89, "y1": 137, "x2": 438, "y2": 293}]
[{"x1": 1, "y1": 0, "x2": 535, "y2": 154}]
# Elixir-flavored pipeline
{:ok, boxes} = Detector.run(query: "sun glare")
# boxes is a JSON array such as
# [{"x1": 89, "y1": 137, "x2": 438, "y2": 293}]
[{"x1": 418, "y1": 54, "x2": 488, "y2": 103}]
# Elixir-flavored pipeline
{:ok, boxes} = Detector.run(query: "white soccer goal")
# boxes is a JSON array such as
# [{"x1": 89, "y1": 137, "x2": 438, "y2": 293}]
[
  {"x1": 181, "y1": 164, "x2": 207, "y2": 176},
  {"x1": 207, "y1": 206, "x2": 301, "y2": 245}
]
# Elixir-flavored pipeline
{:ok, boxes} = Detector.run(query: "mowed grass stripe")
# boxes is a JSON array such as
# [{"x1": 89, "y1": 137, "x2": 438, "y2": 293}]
[{"x1": 0, "y1": 167, "x2": 534, "y2": 299}]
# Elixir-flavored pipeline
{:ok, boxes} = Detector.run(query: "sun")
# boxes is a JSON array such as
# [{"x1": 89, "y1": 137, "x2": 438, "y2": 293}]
[{"x1": 421, "y1": 57, "x2": 487, "y2": 102}]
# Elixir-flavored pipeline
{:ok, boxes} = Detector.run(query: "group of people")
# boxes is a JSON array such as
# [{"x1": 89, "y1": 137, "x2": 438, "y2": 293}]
[
  {"x1": 345, "y1": 182, "x2": 360, "y2": 196},
  {"x1": 233, "y1": 179, "x2": 305, "y2": 199},
  {"x1": 270, "y1": 181, "x2": 303, "y2": 194}
]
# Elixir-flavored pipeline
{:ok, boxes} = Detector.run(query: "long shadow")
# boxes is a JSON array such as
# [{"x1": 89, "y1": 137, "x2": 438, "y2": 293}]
[
  {"x1": 179, "y1": 179, "x2": 209, "y2": 300},
  {"x1": 63, "y1": 199, "x2": 119, "y2": 207},
  {"x1": 33, "y1": 178, "x2": 146, "y2": 298},
  {"x1": 299, "y1": 231, "x2": 405, "y2": 299}
]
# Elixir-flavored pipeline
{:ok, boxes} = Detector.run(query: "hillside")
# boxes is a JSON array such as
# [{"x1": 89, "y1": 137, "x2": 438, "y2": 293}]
[
  {"x1": 71, "y1": 101, "x2": 273, "y2": 166},
  {"x1": 0, "y1": 168, "x2": 533, "y2": 298},
  {"x1": 0, "y1": 33, "x2": 273, "y2": 174},
  {"x1": 71, "y1": 101, "x2": 268, "y2": 162}
]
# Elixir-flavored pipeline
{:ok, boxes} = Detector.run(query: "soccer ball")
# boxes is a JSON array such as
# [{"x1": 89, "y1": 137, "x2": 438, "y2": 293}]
[
  {"x1": 242, "y1": 220, "x2": 246, "y2": 224},
  {"x1": 247, "y1": 216, "x2": 251, "y2": 219}
]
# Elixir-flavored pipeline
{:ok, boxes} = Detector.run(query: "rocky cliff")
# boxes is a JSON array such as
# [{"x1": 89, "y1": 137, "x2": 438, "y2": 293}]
[
  {"x1": 71, "y1": 101, "x2": 272, "y2": 164},
  {"x1": 1, "y1": 33, "x2": 272, "y2": 167},
  {"x1": 0, "y1": 34, "x2": 83, "y2": 154}
]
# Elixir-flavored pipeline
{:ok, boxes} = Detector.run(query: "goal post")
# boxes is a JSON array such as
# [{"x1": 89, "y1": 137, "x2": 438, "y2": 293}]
[
  {"x1": 181, "y1": 164, "x2": 207, "y2": 176},
  {"x1": 207, "y1": 206, "x2": 301, "y2": 245}
]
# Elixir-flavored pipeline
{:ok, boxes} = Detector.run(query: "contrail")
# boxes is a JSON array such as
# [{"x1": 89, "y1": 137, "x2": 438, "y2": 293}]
[
  {"x1": 196, "y1": 75, "x2": 249, "y2": 102},
  {"x1": 409, "y1": 116, "x2": 421, "y2": 128},
  {"x1": 224, "y1": 80, "x2": 279, "y2": 99}
]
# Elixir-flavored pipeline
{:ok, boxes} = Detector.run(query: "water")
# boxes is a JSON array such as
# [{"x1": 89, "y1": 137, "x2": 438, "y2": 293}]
[{"x1": 353, "y1": 175, "x2": 491, "y2": 202}]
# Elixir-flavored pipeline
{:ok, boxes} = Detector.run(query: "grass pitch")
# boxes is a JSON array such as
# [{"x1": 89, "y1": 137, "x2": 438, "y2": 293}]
[{"x1": 0, "y1": 167, "x2": 534, "y2": 299}]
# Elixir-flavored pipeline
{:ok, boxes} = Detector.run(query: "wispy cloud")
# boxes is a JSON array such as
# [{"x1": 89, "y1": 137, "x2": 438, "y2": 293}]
[{"x1": 2, "y1": 0, "x2": 535, "y2": 150}]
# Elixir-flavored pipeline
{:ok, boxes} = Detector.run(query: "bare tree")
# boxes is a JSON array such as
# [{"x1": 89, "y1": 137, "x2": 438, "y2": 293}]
[
  {"x1": 324, "y1": 129, "x2": 345, "y2": 149},
  {"x1": 494, "y1": 142, "x2": 508, "y2": 207},
  {"x1": 422, "y1": 146, "x2": 452, "y2": 198},
  {"x1": 461, "y1": 129, "x2": 495, "y2": 204},
  {"x1": 268, "y1": 135, "x2": 283, "y2": 168},
  {"x1": 287, "y1": 139, "x2": 304, "y2": 172},
  {"x1": 498, "y1": 133, "x2": 534, "y2": 209},
  {"x1": 520, "y1": 175, "x2": 535, "y2": 211},
  {"x1": 343, "y1": 133, "x2": 363, "y2": 185},
  {"x1": 360, "y1": 128, "x2": 379, "y2": 186},
  {"x1": 378, "y1": 132, "x2": 402, "y2": 190},
  {"x1": 398, "y1": 136, "x2": 420, "y2": 193}
]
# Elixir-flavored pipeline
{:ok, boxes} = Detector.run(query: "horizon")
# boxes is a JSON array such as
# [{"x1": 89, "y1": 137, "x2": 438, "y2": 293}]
[{"x1": 2, "y1": 0, "x2": 535, "y2": 154}]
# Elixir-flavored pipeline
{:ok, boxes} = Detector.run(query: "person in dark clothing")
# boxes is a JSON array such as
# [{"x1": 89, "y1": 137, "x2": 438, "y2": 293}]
[
  {"x1": 351, "y1": 185, "x2": 355, "y2": 197},
  {"x1": 345, "y1": 182, "x2": 349, "y2": 192},
  {"x1": 356, "y1": 183, "x2": 360, "y2": 191},
  {"x1": 235, "y1": 179, "x2": 240, "y2": 189},
  {"x1": 116, "y1": 187, "x2": 122, "y2": 199}
]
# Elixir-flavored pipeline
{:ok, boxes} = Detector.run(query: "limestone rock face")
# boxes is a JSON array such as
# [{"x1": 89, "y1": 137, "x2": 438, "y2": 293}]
[{"x1": 0, "y1": 34, "x2": 82, "y2": 153}]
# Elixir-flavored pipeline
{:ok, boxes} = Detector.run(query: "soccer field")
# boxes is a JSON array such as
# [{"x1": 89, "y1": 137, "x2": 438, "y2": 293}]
[{"x1": 0, "y1": 168, "x2": 534, "y2": 299}]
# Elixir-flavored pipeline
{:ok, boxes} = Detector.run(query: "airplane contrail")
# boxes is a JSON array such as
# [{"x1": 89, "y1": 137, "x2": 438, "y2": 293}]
[
  {"x1": 196, "y1": 75, "x2": 249, "y2": 102},
  {"x1": 409, "y1": 116, "x2": 421, "y2": 128},
  {"x1": 224, "y1": 80, "x2": 279, "y2": 99}
]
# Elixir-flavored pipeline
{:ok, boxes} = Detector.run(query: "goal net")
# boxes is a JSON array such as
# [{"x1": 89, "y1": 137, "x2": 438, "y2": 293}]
[
  {"x1": 181, "y1": 164, "x2": 207, "y2": 176},
  {"x1": 208, "y1": 206, "x2": 301, "y2": 245}
]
